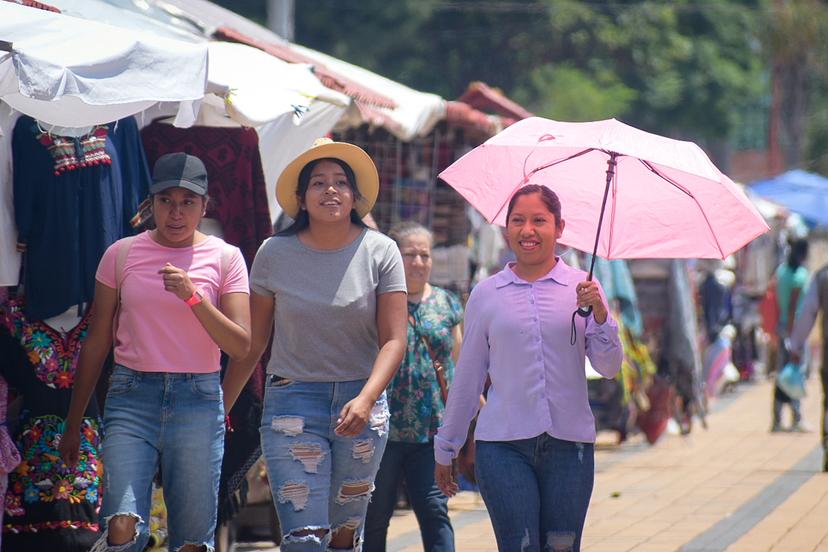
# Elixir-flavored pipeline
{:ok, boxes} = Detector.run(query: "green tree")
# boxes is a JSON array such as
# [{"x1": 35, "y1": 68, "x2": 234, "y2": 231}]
[
  {"x1": 763, "y1": 0, "x2": 828, "y2": 170},
  {"x1": 293, "y1": 1, "x2": 764, "y2": 146}
]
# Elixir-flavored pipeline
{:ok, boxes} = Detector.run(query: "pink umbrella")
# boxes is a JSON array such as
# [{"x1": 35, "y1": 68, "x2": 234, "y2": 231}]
[{"x1": 440, "y1": 117, "x2": 769, "y2": 261}]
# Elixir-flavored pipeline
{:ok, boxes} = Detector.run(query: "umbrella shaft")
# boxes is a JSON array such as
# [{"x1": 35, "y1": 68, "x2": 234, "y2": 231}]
[{"x1": 587, "y1": 153, "x2": 618, "y2": 281}]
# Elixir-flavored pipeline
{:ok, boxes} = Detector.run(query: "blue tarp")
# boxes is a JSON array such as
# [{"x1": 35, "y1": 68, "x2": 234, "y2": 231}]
[{"x1": 749, "y1": 170, "x2": 828, "y2": 227}]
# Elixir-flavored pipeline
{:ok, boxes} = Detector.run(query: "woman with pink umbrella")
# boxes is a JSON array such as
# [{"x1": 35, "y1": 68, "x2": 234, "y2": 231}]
[{"x1": 434, "y1": 185, "x2": 623, "y2": 552}]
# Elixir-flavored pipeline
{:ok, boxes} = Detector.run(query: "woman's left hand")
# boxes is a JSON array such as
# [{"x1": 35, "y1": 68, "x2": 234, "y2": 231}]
[
  {"x1": 576, "y1": 280, "x2": 608, "y2": 324},
  {"x1": 335, "y1": 393, "x2": 374, "y2": 436},
  {"x1": 435, "y1": 462, "x2": 459, "y2": 497},
  {"x1": 159, "y1": 263, "x2": 196, "y2": 301}
]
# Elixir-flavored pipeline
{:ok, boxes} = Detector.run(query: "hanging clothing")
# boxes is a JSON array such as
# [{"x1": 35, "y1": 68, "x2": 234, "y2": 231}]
[
  {"x1": 588, "y1": 256, "x2": 643, "y2": 338},
  {"x1": 0, "y1": 297, "x2": 101, "y2": 549},
  {"x1": 666, "y1": 260, "x2": 703, "y2": 422},
  {"x1": 700, "y1": 272, "x2": 729, "y2": 343},
  {"x1": 12, "y1": 115, "x2": 150, "y2": 320},
  {"x1": 0, "y1": 375, "x2": 21, "y2": 550},
  {"x1": 0, "y1": 103, "x2": 22, "y2": 287},
  {"x1": 140, "y1": 122, "x2": 272, "y2": 267}
]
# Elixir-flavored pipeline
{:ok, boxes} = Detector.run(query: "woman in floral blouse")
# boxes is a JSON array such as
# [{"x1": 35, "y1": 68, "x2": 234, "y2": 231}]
[{"x1": 364, "y1": 221, "x2": 463, "y2": 552}]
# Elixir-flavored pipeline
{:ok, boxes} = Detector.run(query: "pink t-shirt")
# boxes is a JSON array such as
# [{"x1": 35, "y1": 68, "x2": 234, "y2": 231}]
[{"x1": 96, "y1": 232, "x2": 249, "y2": 373}]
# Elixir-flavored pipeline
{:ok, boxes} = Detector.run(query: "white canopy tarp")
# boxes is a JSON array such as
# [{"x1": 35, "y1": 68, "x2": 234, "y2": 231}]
[
  {"x1": 42, "y1": 0, "x2": 349, "y2": 128},
  {"x1": 87, "y1": 0, "x2": 447, "y2": 140},
  {"x1": 291, "y1": 44, "x2": 447, "y2": 142},
  {"x1": 0, "y1": 2, "x2": 207, "y2": 127},
  {"x1": 207, "y1": 42, "x2": 350, "y2": 128},
  {"x1": 258, "y1": 101, "x2": 350, "y2": 222}
]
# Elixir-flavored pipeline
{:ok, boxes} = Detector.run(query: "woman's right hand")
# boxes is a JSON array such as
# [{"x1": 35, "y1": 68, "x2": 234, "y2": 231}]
[
  {"x1": 58, "y1": 423, "x2": 80, "y2": 467},
  {"x1": 435, "y1": 461, "x2": 459, "y2": 497}
]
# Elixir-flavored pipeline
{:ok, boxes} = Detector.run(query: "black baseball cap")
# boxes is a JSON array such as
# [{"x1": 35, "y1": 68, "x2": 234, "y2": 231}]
[{"x1": 149, "y1": 152, "x2": 208, "y2": 195}]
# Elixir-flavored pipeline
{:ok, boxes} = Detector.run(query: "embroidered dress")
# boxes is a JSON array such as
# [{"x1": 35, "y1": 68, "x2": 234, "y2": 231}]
[
  {"x1": 12, "y1": 115, "x2": 150, "y2": 321},
  {"x1": 0, "y1": 298, "x2": 101, "y2": 550},
  {"x1": 387, "y1": 287, "x2": 463, "y2": 443},
  {"x1": 36, "y1": 126, "x2": 112, "y2": 176}
]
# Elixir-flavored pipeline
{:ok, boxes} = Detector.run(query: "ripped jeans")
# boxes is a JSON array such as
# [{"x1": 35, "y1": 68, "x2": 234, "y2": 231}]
[
  {"x1": 94, "y1": 366, "x2": 225, "y2": 552},
  {"x1": 475, "y1": 434, "x2": 594, "y2": 552},
  {"x1": 261, "y1": 377, "x2": 389, "y2": 551}
]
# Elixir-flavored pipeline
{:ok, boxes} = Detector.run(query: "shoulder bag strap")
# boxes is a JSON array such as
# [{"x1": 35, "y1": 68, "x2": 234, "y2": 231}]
[
  {"x1": 409, "y1": 313, "x2": 449, "y2": 405},
  {"x1": 218, "y1": 243, "x2": 235, "y2": 310},
  {"x1": 112, "y1": 236, "x2": 136, "y2": 347}
]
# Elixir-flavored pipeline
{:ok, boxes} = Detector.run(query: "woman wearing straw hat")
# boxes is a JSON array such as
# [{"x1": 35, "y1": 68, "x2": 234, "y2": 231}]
[{"x1": 223, "y1": 138, "x2": 408, "y2": 551}]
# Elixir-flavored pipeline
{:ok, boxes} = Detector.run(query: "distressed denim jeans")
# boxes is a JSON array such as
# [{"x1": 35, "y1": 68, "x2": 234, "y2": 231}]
[
  {"x1": 94, "y1": 365, "x2": 225, "y2": 552},
  {"x1": 260, "y1": 378, "x2": 389, "y2": 551},
  {"x1": 475, "y1": 433, "x2": 594, "y2": 552},
  {"x1": 364, "y1": 440, "x2": 454, "y2": 552}
]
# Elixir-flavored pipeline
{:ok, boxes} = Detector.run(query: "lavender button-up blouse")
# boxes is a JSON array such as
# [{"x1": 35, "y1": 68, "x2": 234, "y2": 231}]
[{"x1": 434, "y1": 258, "x2": 623, "y2": 466}]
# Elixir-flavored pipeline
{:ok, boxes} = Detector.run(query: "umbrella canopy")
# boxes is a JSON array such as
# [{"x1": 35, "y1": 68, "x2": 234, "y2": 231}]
[
  {"x1": 748, "y1": 170, "x2": 828, "y2": 227},
  {"x1": 440, "y1": 117, "x2": 768, "y2": 260},
  {"x1": 0, "y1": 2, "x2": 208, "y2": 127}
]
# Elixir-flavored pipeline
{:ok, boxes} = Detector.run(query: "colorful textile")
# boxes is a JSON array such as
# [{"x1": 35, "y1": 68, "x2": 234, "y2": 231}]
[
  {"x1": 1, "y1": 299, "x2": 89, "y2": 389},
  {"x1": 36, "y1": 126, "x2": 111, "y2": 176},
  {"x1": 7, "y1": 416, "x2": 101, "y2": 511},
  {"x1": 388, "y1": 287, "x2": 462, "y2": 443},
  {"x1": 0, "y1": 378, "x2": 21, "y2": 474},
  {"x1": 140, "y1": 123, "x2": 272, "y2": 268},
  {"x1": 0, "y1": 377, "x2": 20, "y2": 549},
  {"x1": 0, "y1": 298, "x2": 101, "y2": 549}
]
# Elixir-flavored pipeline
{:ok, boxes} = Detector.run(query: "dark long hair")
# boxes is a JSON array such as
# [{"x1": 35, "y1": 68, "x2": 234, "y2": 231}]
[
  {"x1": 277, "y1": 158, "x2": 367, "y2": 236},
  {"x1": 505, "y1": 184, "x2": 562, "y2": 226}
]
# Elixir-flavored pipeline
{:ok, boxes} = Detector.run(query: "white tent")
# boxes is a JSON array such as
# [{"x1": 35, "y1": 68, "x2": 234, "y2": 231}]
[
  {"x1": 0, "y1": 2, "x2": 208, "y2": 127},
  {"x1": 291, "y1": 44, "x2": 447, "y2": 142},
  {"x1": 42, "y1": 0, "x2": 355, "y2": 221},
  {"x1": 111, "y1": 0, "x2": 447, "y2": 141},
  {"x1": 206, "y1": 41, "x2": 350, "y2": 128}
]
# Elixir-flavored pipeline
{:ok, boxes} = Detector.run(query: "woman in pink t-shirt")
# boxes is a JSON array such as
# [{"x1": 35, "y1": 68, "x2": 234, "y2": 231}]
[{"x1": 59, "y1": 153, "x2": 251, "y2": 552}]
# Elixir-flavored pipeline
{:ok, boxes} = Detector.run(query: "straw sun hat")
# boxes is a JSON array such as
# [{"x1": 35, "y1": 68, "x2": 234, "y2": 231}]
[{"x1": 276, "y1": 138, "x2": 379, "y2": 218}]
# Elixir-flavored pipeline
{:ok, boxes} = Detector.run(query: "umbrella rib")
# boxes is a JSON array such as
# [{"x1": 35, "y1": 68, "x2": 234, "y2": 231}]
[
  {"x1": 491, "y1": 148, "x2": 596, "y2": 223},
  {"x1": 525, "y1": 148, "x2": 597, "y2": 178},
  {"x1": 639, "y1": 160, "x2": 726, "y2": 259}
]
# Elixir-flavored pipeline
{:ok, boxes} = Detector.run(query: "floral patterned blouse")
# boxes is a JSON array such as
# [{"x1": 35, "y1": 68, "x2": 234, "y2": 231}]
[
  {"x1": 388, "y1": 287, "x2": 463, "y2": 443},
  {"x1": 0, "y1": 298, "x2": 101, "y2": 549}
]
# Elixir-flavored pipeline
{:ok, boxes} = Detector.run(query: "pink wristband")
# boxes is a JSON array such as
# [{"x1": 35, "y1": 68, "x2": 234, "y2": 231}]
[{"x1": 185, "y1": 289, "x2": 204, "y2": 307}]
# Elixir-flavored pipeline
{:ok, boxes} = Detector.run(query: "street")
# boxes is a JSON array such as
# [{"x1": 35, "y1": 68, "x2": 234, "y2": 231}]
[{"x1": 237, "y1": 376, "x2": 828, "y2": 552}]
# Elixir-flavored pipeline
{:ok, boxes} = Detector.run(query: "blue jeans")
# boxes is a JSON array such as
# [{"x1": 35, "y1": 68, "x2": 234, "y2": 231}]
[
  {"x1": 364, "y1": 440, "x2": 454, "y2": 552},
  {"x1": 93, "y1": 366, "x2": 225, "y2": 552},
  {"x1": 475, "y1": 434, "x2": 594, "y2": 552},
  {"x1": 260, "y1": 378, "x2": 389, "y2": 551}
]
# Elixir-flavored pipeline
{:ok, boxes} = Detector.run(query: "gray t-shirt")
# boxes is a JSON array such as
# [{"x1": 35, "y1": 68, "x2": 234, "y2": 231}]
[{"x1": 250, "y1": 228, "x2": 407, "y2": 381}]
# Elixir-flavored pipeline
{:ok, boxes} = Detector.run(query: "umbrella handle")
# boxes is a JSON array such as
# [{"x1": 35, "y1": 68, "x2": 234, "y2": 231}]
[{"x1": 577, "y1": 306, "x2": 593, "y2": 317}]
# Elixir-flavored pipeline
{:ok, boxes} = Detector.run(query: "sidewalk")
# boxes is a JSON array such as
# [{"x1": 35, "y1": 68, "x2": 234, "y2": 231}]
[
  {"x1": 235, "y1": 376, "x2": 827, "y2": 551},
  {"x1": 383, "y1": 377, "x2": 827, "y2": 552}
]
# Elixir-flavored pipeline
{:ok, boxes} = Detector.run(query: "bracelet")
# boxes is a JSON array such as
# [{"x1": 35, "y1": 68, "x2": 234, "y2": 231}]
[{"x1": 185, "y1": 289, "x2": 204, "y2": 307}]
